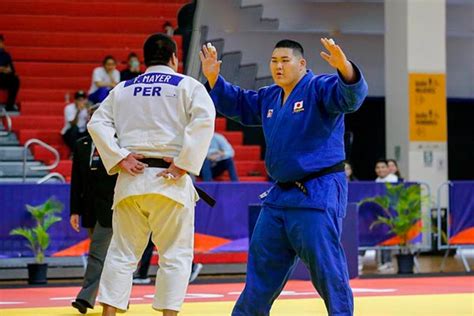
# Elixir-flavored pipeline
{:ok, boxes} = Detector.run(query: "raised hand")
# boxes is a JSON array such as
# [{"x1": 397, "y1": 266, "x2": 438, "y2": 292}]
[
  {"x1": 199, "y1": 43, "x2": 222, "y2": 88},
  {"x1": 320, "y1": 38, "x2": 356, "y2": 83}
]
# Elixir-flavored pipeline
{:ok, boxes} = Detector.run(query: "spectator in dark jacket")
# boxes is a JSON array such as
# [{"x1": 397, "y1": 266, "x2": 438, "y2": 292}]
[
  {"x1": 0, "y1": 34, "x2": 20, "y2": 111},
  {"x1": 120, "y1": 52, "x2": 143, "y2": 81}
]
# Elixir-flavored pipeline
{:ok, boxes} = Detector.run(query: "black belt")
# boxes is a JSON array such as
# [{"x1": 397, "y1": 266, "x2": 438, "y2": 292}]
[
  {"x1": 139, "y1": 158, "x2": 216, "y2": 207},
  {"x1": 277, "y1": 161, "x2": 345, "y2": 195}
]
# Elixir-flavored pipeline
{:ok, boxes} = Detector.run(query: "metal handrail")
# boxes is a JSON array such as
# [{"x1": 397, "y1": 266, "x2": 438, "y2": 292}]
[
  {"x1": 416, "y1": 181, "x2": 433, "y2": 250},
  {"x1": 436, "y1": 181, "x2": 452, "y2": 250},
  {"x1": 23, "y1": 139, "x2": 60, "y2": 182},
  {"x1": 37, "y1": 172, "x2": 66, "y2": 184},
  {"x1": 0, "y1": 107, "x2": 12, "y2": 136}
]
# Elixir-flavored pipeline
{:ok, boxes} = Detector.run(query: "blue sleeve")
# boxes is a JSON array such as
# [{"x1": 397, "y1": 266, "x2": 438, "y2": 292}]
[
  {"x1": 316, "y1": 62, "x2": 368, "y2": 114},
  {"x1": 207, "y1": 75, "x2": 262, "y2": 126}
]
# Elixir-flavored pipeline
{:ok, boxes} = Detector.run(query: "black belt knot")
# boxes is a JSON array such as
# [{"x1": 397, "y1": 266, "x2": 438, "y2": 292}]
[{"x1": 277, "y1": 161, "x2": 345, "y2": 195}]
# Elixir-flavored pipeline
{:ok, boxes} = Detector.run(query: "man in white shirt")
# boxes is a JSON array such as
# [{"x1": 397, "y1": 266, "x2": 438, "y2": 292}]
[
  {"x1": 374, "y1": 158, "x2": 398, "y2": 272},
  {"x1": 61, "y1": 90, "x2": 89, "y2": 151},
  {"x1": 375, "y1": 159, "x2": 399, "y2": 183},
  {"x1": 88, "y1": 56, "x2": 120, "y2": 104},
  {"x1": 200, "y1": 132, "x2": 239, "y2": 181},
  {"x1": 87, "y1": 33, "x2": 215, "y2": 316}
]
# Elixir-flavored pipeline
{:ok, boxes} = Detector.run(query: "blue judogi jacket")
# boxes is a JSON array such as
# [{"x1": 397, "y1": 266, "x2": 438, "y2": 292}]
[{"x1": 208, "y1": 63, "x2": 368, "y2": 210}]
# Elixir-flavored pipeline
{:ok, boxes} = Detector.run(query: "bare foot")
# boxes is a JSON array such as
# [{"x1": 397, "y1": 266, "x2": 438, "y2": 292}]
[{"x1": 102, "y1": 304, "x2": 117, "y2": 316}]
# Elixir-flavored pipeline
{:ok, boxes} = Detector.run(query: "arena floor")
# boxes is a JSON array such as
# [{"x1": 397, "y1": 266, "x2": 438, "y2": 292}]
[{"x1": 1, "y1": 277, "x2": 472, "y2": 315}]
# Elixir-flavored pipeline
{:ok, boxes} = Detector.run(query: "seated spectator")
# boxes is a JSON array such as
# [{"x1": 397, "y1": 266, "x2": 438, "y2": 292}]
[
  {"x1": 374, "y1": 158, "x2": 398, "y2": 272},
  {"x1": 375, "y1": 159, "x2": 398, "y2": 183},
  {"x1": 387, "y1": 159, "x2": 404, "y2": 182},
  {"x1": 88, "y1": 55, "x2": 120, "y2": 104},
  {"x1": 163, "y1": 21, "x2": 174, "y2": 37},
  {"x1": 344, "y1": 161, "x2": 357, "y2": 181},
  {"x1": 120, "y1": 52, "x2": 143, "y2": 81},
  {"x1": 61, "y1": 91, "x2": 89, "y2": 151},
  {"x1": 200, "y1": 132, "x2": 239, "y2": 181},
  {"x1": 0, "y1": 34, "x2": 20, "y2": 111}
]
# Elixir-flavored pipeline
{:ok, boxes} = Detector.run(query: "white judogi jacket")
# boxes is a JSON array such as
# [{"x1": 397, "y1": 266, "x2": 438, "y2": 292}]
[{"x1": 87, "y1": 65, "x2": 216, "y2": 209}]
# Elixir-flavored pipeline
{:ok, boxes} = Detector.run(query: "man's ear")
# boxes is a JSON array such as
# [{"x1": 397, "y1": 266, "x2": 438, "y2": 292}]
[{"x1": 300, "y1": 58, "x2": 307, "y2": 69}]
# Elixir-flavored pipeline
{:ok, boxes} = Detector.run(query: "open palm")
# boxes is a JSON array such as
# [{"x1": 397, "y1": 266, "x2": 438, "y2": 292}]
[
  {"x1": 319, "y1": 38, "x2": 349, "y2": 70},
  {"x1": 199, "y1": 43, "x2": 222, "y2": 87}
]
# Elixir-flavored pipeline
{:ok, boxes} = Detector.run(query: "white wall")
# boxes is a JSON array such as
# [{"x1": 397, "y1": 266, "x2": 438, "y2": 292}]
[{"x1": 197, "y1": 0, "x2": 474, "y2": 98}]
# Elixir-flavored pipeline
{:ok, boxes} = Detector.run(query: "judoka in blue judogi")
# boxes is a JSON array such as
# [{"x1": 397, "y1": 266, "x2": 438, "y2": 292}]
[{"x1": 200, "y1": 39, "x2": 368, "y2": 316}]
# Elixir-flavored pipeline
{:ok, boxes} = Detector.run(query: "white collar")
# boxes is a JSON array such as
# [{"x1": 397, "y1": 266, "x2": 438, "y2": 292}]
[{"x1": 145, "y1": 65, "x2": 176, "y2": 74}]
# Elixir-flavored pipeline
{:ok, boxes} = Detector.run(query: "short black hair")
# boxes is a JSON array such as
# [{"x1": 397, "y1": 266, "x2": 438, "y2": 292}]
[
  {"x1": 102, "y1": 55, "x2": 116, "y2": 65},
  {"x1": 375, "y1": 159, "x2": 388, "y2": 166},
  {"x1": 0, "y1": 34, "x2": 4, "y2": 42},
  {"x1": 274, "y1": 39, "x2": 304, "y2": 57},
  {"x1": 127, "y1": 52, "x2": 138, "y2": 60},
  {"x1": 143, "y1": 33, "x2": 177, "y2": 67}
]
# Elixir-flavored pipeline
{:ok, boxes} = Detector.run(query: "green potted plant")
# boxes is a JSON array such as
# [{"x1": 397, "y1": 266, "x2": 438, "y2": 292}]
[
  {"x1": 10, "y1": 198, "x2": 63, "y2": 284},
  {"x1": 361, "y1": 183, "x2": 425, "y2": 274}
]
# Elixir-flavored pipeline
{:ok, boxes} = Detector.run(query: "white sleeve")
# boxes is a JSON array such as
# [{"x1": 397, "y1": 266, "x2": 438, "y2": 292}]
[
  {"x1": 64, "y1": 105, "x2": 76, "y2": 123},
  {"x1": 87, "y1": 88, "x2": 130, "y2": 175},
  {"x1": 174, "y1": 82, "x2": 216, "y2": 175},
  {"x1": 113, "y1": 69, "x2": 120, "y2": 83},
  {"x1": 92, "y1": 67, "x2": 103, "y2": 83}
]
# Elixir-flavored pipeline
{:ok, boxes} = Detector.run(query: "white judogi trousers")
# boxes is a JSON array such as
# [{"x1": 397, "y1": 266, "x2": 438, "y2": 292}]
[{"x1": 97, "y1": 193, "x2": 194, "y2": 311}]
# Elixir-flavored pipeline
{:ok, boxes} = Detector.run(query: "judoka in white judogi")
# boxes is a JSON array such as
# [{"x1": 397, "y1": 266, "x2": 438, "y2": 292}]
[{"x1": 87, "y1": 34, "x2": 215, "y2": 314}]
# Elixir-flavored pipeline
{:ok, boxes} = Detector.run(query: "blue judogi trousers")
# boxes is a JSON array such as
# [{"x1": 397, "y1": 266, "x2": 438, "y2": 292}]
[{"x1": 232, "y1": 205, "x2": 353, "y2": 316}]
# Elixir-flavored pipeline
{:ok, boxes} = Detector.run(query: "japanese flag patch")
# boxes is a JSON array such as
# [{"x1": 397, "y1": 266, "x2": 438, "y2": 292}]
[{"x1": 293, "y1": 101, "x2": 304, "y2": 113}]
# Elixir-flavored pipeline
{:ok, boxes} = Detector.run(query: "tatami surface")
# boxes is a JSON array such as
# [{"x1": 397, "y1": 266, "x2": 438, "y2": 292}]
[{"x1": 1, "y1": 277, "x2": 473, "y2": 315}]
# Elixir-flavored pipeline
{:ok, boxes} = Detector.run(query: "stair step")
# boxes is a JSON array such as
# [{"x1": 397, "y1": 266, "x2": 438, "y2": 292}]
[
  {"x1": 0, "y1": 177, "x2": 63, "y2": 183},
  {"x1": 0, "y1": 133, "x2": 19, "y2": 146},
  {"x1": 0, "y1": 161, "x2": 48, "y2": 177},
  {"x1": 0, "y1": 146, "x2": 34, "y2": 161}
]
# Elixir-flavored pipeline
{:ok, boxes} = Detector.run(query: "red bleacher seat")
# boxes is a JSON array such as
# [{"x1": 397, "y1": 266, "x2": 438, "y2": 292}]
[
  {"x1": 5, "y1": 0, "x2": 265, "y2": 182},
  {"x1": 0, "y1": 90, "x2": 7, "y2": 104},
  {"x1": 2, "y1": 31, "x2": 182, "y2": 50},
  {"x1": 15, "y1": 62, "x2": 183, "y2": 78},
  {"x1": 52, "y1": 160, "x2": 72, "y2": 178},
  {"x1": 32, "y1": 145, "x2": 70, "y2": 163},
  {"x1": 18, "y1": 129, "x2": 63, "y2": 146},
  {"x1": 215, "y1": 118, "x2": 226, "y2": 132},
  {"x1": 9, "y1": 47, "x2": 182, "y2": 63},
  {"x1": 0, "y1": 15, "x2": 177, "y2": 34},
  {"x1": 0, "y1": 1, "x2": 184, "y2": 18},
  {"x1": 21, "y1": 102, "x2": 66, "y2": 116},
  {"x1": 22, "y1": 77, "x2": 89, "y2": 91},
  {"x1": 11, "y1": 116, "x2": 64, "y2": 133},
  {"x1": 233, "y1": 145, "x2": 261, "y2": 161},
  {"x1": 220, "y1": 131, "x2": 243, "y2": 146}
]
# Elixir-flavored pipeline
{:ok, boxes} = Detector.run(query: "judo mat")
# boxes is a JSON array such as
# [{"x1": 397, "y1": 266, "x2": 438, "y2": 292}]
[{"x1": 1, "y1": 277, "x2": 472, "y2": 315}]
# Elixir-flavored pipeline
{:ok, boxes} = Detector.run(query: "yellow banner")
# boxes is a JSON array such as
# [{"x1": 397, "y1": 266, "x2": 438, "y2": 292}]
[{"x1": 409, "y1": 73, "x2": 447, "y2": 141}]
